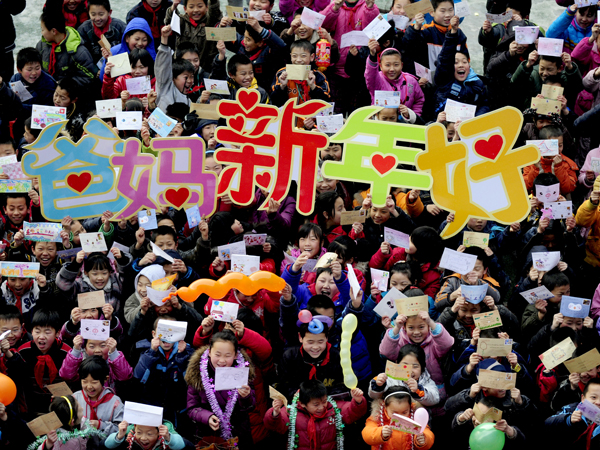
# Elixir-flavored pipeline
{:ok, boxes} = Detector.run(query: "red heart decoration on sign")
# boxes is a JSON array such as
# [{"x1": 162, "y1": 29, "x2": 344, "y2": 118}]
[
  {"x1": 165, "y1": 187, "x2": 191, "y2": 209},
  {"x1": 371, "y1": 154, "x2": 397, "y2": 176},
  {"x1": 229, "y1": 116, "x2": 245, "y2": 132},
  {"x1": 256, "y1": 171, "x2": 271, "y2": 188},
  {"x1": 238, "y1": 90, "x2": 259, "y2": 113},
  {"x1": 474, "y1": 134, "x2": 504, "y2": 160},
  {"x1": 66, "y1": 172, "x2": 92, "y2": 193}
]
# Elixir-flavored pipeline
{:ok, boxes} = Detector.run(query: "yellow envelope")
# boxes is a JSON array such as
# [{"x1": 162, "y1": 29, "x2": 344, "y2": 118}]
[
  {"x1": 269, "y1": 385, "x2": 288, "y2": 408},
  {"x1": 478, "y1": 369, "x2": 516, "y2": 390},
  {"x1": 564, "y1": 348, "x2": 600, "y2": 374},
  {"x1": 27, "y1": 412, "x2": 63, "y2": 436},
  {"x1": 539, "y1": 337, "x2": 576, "y2": 370},
  {"x1": 463, "y1": 231, "x2": 489, "y2": 248},
  {"x1": 531, "y1": 97, "x2": 561, "y2": 116},
  {"x1": 315, "y1": 252, "x2": 337, "y2": 269},
  {"x1": 205, "y1": 27, "x2": 237, "y2": 41},
  {"x1": 477, "y1": 338, "x2": 513, "y2": 357},
  {"x1": 393, "y1": 295, "x2": 428, "y2": 316},
  {"x1": 541, "y1": 85, "x2": 564, "y2": 100},
  {"x1": 46, "y1": 381, "x2": 73, "y2": 397},
  {"x1": 473, "y1": 404, "x2": 503, "y2": 423},
  {"x1": 107, "y1": 53, "x2": 131, "y2": 78},
  {"x1": 190, "y1": 103, "x2": 221, "y2": 120},
  {"x1": 340, "y1": 209, "x2": 366, "y2": 225},
  {"x1": 286, "y1": 64, "x2": 311, "y2": 81}
]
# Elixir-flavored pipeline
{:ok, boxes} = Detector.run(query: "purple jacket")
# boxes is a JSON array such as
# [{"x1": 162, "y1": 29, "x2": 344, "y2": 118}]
[
  {"x1": 365, "y1": 58, "x2": 425, "y2": 115},
  {"x1": 248, "y1": 189, "x2": 296, "y2": 246},
  {"x1": 322, "y1": 0, "x2": 380, "y2": 77},
  {"x1": 58, "y1": 347, "x2": 133, "y2": 390},
  {"x1": 379, "y1": 323, "x2": 454, "y2": 399},
  {"x1": 279, "y1": 0, "x2": 330, "y2": 23}
]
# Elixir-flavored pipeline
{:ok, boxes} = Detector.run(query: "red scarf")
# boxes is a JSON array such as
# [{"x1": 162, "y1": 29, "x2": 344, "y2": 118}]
[
  {"x1": 575, "y1": 422, "x2": 597, "y2": 450},
  {"x1": 82, "y1": 389, "x2": 115, "y2": 420},
  {"x1": 307, "y1": 407, "x2": 329, "y2": 450},
  {"x1": 47, "y1": 42, "x2": 60, "y2": 77},
  {"x1": 35, "y1": 354, "x2": 58, "y2": 389},
  {"x1": 142, "y1": 1, "x2": 162, "y2": 38},
  {"x1": 300, "y1": 343, "x2": 331, "y2": 379},
  {"x1": 93, "y1": 16, "x2": 113, "y2": 40},
  {"x1": 7, "y1": 280, "x2": 33, "y2": 314},
  {"x1": 342, "y1": 1, "x2": 361, "y2": 30},
  {"x1": 63, "y1": 2, "x2": 88, "y2": 28},
  {"x1": 189, "y1": 16, "x2": 200, "y2": 28}
]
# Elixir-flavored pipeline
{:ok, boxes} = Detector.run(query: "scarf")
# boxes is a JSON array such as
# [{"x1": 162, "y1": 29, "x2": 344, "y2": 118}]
[
  {"x1": 63, "y1": 2, "x2": 88, "y2": 28},
  {"x1": 35, "y1": 354, "x2": 58, "y2": 389},
  {"x1": 6, "y1": 280, "x2": 34, "y2": 314},
  {"x1": 575, "y1": 422, "x2": 597, "y2": 450},
  {"x1": 142, "y1": 1, "x2": 162, "y2": 38},
  {"x1": 82, "y1": 389, "x2": 115, "y2": 420},
  {"x1": 188, "y1": 16, "x2": 200, "y2": 28},
  {"x1": 342, "y1": 1, "x2": 362, "y2": 30},
  {"x1": 307, "y1": 407, "x2": 329, "y2": 450},
  {"x1": 93, "y1": 16, "x2": 113, "y2": 40},
  {"x1": 47, "y1": 42, "x2": 60, "y2": 77},
  {"x1": 300, "y1": 343, "x2": 331, "y2": 379}
]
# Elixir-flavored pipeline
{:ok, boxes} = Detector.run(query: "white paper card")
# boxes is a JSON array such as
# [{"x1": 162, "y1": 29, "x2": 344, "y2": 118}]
[
  {"x1": 455, "y1": 2, "x2": 471, "y2": 17},
  {"x1": 126, "y1": 76, "x2": 151, "y2": 95},
  {"x1": 591, "y1": 157, "x2": 600, "y2": 174},
  {"x1": 123, "y1": 402, "x2": 163, "y2": 427},
  {"x1": 363, "y1": 14, "x2": 392, "y2": 40},
  {"x1": 340, "y1": 30, "x2": 370, "y2": 48},
  {"x1": 526, "y1": 139, "x2": 558, "y2": 157},
  {"x1": 249, "y1": 10, "x2": 265, "y2": 20},
  {"x1": 95, "y1": 99, "x2": 121, "y2": 118},
  {"x1": 204, "y1": 78, "x2": 230, "y2": 95},
  {"x1": 32, "y1": 105, "x2": 67, "y2": 129},
  {"x1": 211, "y1": 300, "x2": 239, "y2": 322},
  {"x1": 444, "y1": 99, "x2": 476, "y2": 122},
  {"x1": 439, "y1": 248, "x2": 477, "y2": 275},
  {"x1": 217, "y1": 241, "x2": 246, "y2": 261},
  {"x1": 415, "y1": 62, "x2": 432, "y2": 83},
  {"x1": 486, "y1": 10, "x2": 512, "y2": 23},
  {"x1": 214, "y1": 367, "x2": 249, "y2": 391},
  {"x1": 374, "y1": 91, "x2": 400, "y2": 107},
  {"x1": 538, "y1": 37, "x2": 564, "y2": 57},
  {"x1": 80, "y1": 232, "x2": 108, "y2": 252},
  {"x1": 520, "y1": 286, "x2": 555, "y2": 304},
  {"x1": 316, "y1": 114, "x2": 344, "y2": 133},
  {"x1": 156, "y1": 319, "x2": 187, "y2": 343},
  {"x1": 300, "y1": 7, "x2": 326, "y2": 30},
  {"x1": 116, "y1": 111, "x2": 143, "y2": 130},
  {"x1": 514, "y1": 26, "x2": 539, "y2": 45},
  {"x1": 146, "y1": 286, "x2": 169, "y2": 306},
  {"x1": 390, "y1": 15, "x2": 409, "y2": 30},
  {"x1": 10, "y1": 81, "x2": 33, "y2": 102},
  {"x1": 535, "y1": 183, "x2": 560, "y2": 203},
  {"x1": 372, "y1": 287, "x2": 406, "y2": 318},
  {"x1": 150, "y1": 241, "x2": 175, "y2": 263},
  {"x1": 384, "y1": 227, "x2": 410, "y2": 249},
  {"x1": 532, "y1": 251, "x2": 561, "y2": 271},
  {"x1": 546, "y1": 201, "x2": 573, "y2": 219},
  {"x1": 231, "y1": 254, "x2": 261, "y2": 275},
  {"x1": 80, "y1": 319, "x2": 110, "y2": 340},
  {"x1": 107, "y1": 53, "x2": 131, "y2": 78},
  {"x1": 370, "y1": 268, "x2": 389, "y2": 291},
  {"x1": 346, "y1": 263, "x2": 361, "y2": 299},
  {"x1": 171, "y1": 12, "x2": 181, "y2": 34}
]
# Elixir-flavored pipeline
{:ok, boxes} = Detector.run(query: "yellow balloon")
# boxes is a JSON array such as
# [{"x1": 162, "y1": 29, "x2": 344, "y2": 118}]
[{"x1": 340, "y1": 314, "x2": 358, "y2": 389}]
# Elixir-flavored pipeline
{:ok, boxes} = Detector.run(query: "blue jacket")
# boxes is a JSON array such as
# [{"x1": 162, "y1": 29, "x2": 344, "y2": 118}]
[
  {"x1": 545, "y1": 403, "x2": 600, "y2": 446},
  {"x1": 546, "y1": 8, "x2": 594, "y2": 53},
  {"x1": 99, "y1": 18, "x2": 157, "y2": 80},
  {"x1": 9, "y1": 71, "x2": 56, "y2": 114},
  {"x1": 434, "y1": 30, "x2": 489, "y2": 116}
]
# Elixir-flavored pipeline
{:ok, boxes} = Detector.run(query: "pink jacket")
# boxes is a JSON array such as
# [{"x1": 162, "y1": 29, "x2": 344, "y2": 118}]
[
  {"x1": 58, "y1": 347, "x2": 133, "y2": 390},
  {"x1": 264, "y1": 398, "x2": 367, "y2": 450},
  {"x1": 279, "y1": 0, "x2": 330, "y2": 23},
  {"x1": 571, "y1": 37, "x2": 600, "y2": 75},
  {"x1": 365, "y1": 58, "x2": 425, "y2": 115},
  {"x1": 379, "y1": 325, "x2": 453, "y2": 397},
  {"x1": 577, "y1": 146, "x2": 600, "y2": 198},
  {"x1": 321, "y1": 0, "x2": 380, "y2": 77}
]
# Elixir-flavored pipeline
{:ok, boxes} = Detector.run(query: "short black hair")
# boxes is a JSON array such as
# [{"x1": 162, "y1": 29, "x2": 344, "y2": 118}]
[
  {"x1": 175, "y1": 41, "x2": 200, "y2": 60},
  {"x1": 79, "y1": 355, "x2": 110, "y2": 381},
  {"x1": 0, "y1": 134, "x2": 16, "y2": 151},
  {"x1": 540, "y1": 55, "x2": 562, "y2": 68},
  {"x1": 328, "y1": 236, "x2": 358, "y2": 264},
  {"x1": 125, "y1": 97, "x2": 144, "y2": 112},
  {"x1": 182, "y1": 0, "x2": 207, "y2": 5},
  {"x1": 541, "y1": 270, "x2": 570, "y2": 291},
  {"x1": 165, "y1": 103, "x2": 189, "y2": 123},
  {"x1": 463, "y1": 246, "x2": 489, "y2": 268},
  {"x1": 41, "y1": 10, "x2": 66, "y2": 34},
  {"x1": 0, "y1": 305, "x2": 23, "y2": 324},
  {"x1": 299, "y1": 320, "x2": 329, "y2": 337},
  {"x1": 3, "y1": 193, "x2": 29, "y2": 210},
  {"x1": 83, "y1": 252, "x2": 112, "y2": 273},
  {"x1": 17, "y1": 47, "x2": 43, "y2": 70},
  {"x1": 237, "y1": 307, "x2": 264, "y2": 335},
  {"x1": 411, "y1": 226, "x2": 443, "y2": 265},
  {"x1": 533, "y1": 172, "x2": 559, "y2": 187},
  {"x1": 397, "y1": 343, "x2": 426, "y2": 369},
  {"x1": 245, "y1": 25, "x2": 263, "y2": 44},
  {"x1": 577, "y1": 5, "x2": 598, "y2": 16},
  {"x1": 539, "y1": 125, "x2": 563, "y2": 140},
  {"x1": 129, "y1": 48, "x2": 154, "y2": 77},
  {"x1": 290, "y1": 39, "x2": 314, "y2": 54},
  {"x1": 507, "y1": 0, "x2": 531, "y2": 17},
  {"x1": 307, "y1": 294, "x2": 335, "y2": 315},
  {"x1": 31, "y1": 309, "x2": 62, "y2": 332},
  {"x1": 315, "y1": 191, "x2": 342, "y2": 230},
  {"x1": 87, "y1": 0, "x2": 111, "y2": 10},
  {"x1": 172, "y1": 58, "x2": 195, "y2": 79},
  {"x1": 294, "y1": 7, "x2": 304, "y2": 17},
  {"x1": 549, "y1": 325, "x2": 577, "y2": 347},
  {"x1": 583, "y1": 378, "x2": 600, "y2": 396},
  {"x1": 299, "y1": 379, "x2": 328, "y2": 404},
  {"x1": 227, "y1": 54, "x2": 252, "y2": 76},
  {"x1": 543, "y1": 74, "x2": 563, "y2": 86},
  {"x1": 433, "y1": 0, "x2": 454, "y2": 10},
  {"x1": 56, "y1": 77, "x2": 80, "y2": 101},
  {"x1": 151, "y1": 225, "x2": 178, "y2": 243},
  {"x1": 210, "y1": 329, "x2": 239, "y2": 353}
]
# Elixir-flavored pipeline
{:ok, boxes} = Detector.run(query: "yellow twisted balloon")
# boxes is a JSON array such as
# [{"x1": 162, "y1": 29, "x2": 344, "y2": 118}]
[{"x1": 340, "y1": 314, "x2": 358, "y2": 389}]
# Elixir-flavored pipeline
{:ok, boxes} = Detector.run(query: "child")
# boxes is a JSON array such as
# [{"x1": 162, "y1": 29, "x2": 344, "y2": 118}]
[
  {"x1": 37, "y1": 9, "x2": 96, "y2": 88},
  {"x1": 185, "y1": 330, "x2": 255, "y2": 447},
  {"x1": 434, "y1": 16, "x2": 490, "y2": 117},
  {"x1": 225, "y1": 0, "x2": 289, "y2": 38},
  {"x1": 77, "y1": 0, "x2": 127, "y2": 64},
  {"x1": 380, "y1": 310, "x2": 453, "y2": 402},
  {"x1": 55, "y1": 0, "x2": 89, "y2": 29},
  {"x1": 59, "y1": 303, "x2": 122, "y2": 345},
  {"x1": 105, "y1": 419, "x2": 185, "y2": 449},
  {"x1": 0, "y1": 305, "x2": 30, "y2": 351},
  {"x1": 370, "y1": 344, "x2": 441, "y2": 406},
  {"x1": 9, "y1": 47, "x2": 56, "y2": 114},
  {"x1": 278, "y1": 314, "x2": 344, "y2": 400},
  {"x1": 156, "y1": 25, "x2": 193, "y2": 111},
  {"x1": 362, "y1": 386, "x2": 434, "y2": 449},
  {"x1": 56, "y1": 250, "x2": 131, "y2": 318},
  {"x1": 365, "y1": 43, "x2": 424, "y2": 117},
  {"x1": 211, "y1": 44, "x2": 271, "y2": 104},
  {"x1": 314, "y1": 192, "x2": 363, "y2": 244},
  {"x1": 281, "y1": 222, "x2": 326, "y2": 278},
  {"x1": 280, "y1": 0, "x2": 329, "y2": 23},
  {"x1": 547, "y1": 3, "x2": 597, "y2": 54},
  {"x1": 133, "y1": 316, "x2": 194, "y2": 424},
  {"x1": 265, "y1": 379, "x2": 367, "y2": 448},
  {"x1": 72, "y1": 356, "x2": 123, "y2": 435},
  {"x1": 52, "y1": 77, "x2": 88, "y2": 141},
  {"x1": 126, "y1": 0, "x2": 172, "y2": 50},
  {"x1": 59, "y1": 335, "x2": 133, "y2": 391},
  {"x1": 175, "y1": 42, "x2": 208, "y2": 100},
  {"x1": 523, "y1": 125, "x2": 578, "y2": 196},
  {"x1": 6, "y1": 309, "x2": 71, "y2": 418},
  {"x1": 165, "y1": 0, "x2": 222, "y2": 74},
  {"x1": 2, "y1": 193, "x2": 40, "y2": 244},
  {"x1": 271, "y1": 39, "x2": 331, "y2": 109},
  {"x1": 124, "y1": 264, "x2": 166, "y2": 324}
]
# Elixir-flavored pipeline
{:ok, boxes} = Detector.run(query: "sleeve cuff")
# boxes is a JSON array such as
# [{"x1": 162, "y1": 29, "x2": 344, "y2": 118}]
[
  {"x1": 388, "y1": 329, "x2": 400, "y2": 340},
  {"x1": 431, "y1": 323, "x2": 442, "y2": 336}
]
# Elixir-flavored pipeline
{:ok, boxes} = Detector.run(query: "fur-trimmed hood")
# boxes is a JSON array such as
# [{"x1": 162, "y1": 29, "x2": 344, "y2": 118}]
[{"x1": 185, "y1": 345, "x2": 255, "y2": 391}]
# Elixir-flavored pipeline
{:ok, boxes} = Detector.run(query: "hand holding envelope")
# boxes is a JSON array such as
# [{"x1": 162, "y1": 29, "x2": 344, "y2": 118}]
[{"x1": 107, "y1": 53, "x2": 131, "y2": 78}]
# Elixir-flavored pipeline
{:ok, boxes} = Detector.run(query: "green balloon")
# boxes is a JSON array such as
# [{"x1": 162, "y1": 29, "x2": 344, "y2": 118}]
[{"x1": 469, "y1": 423, "x2": 505, "y2": 450}]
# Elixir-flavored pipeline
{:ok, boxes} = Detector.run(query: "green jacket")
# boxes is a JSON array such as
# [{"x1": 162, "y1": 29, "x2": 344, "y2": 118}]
[{"x1": 36, "y1": 26, "x2": 97, "y2": 88}]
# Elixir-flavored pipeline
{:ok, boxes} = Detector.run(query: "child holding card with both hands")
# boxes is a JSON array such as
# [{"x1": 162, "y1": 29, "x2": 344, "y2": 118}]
[{"x1": 106, "y1": 418, "x2": 185, "y2": 450}]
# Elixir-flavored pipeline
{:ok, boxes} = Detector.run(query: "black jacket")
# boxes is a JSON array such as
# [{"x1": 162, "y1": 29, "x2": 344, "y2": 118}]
[{"x1": 0, "y1": 0, "x2": 26, "y2": 53}]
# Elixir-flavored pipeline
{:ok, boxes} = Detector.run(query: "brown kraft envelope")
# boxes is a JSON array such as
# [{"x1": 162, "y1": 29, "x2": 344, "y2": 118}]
[
  {"x1": 478, "y1": 369, "x2": 516, "y2": 390},
  {"x1": 78, "y1": 291, "x2": 106, "y2": 309},
  {"x1": 27, "y1": 412, "x2": 63, "y2": 436}
]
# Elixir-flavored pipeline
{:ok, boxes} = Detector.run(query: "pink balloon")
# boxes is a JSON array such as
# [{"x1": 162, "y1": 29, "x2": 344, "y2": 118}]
[
  {"x1": 414, "y1": 408, "x2": 429, "y2": 432},
  {"x1": 298, "y1": 310, "x2": 312, "y2": 324}
]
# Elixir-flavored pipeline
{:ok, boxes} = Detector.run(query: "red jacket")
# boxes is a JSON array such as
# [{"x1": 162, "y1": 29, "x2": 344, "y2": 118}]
[
  {"x1": 369, "y1": 247, "x2": 442, "y2": 299},
  {"x1": 265, "y1": 398, "x2": 367, "y2": 450},
  {"x1": 101, "y1": 73, "x2": 156, "y2": 118}
]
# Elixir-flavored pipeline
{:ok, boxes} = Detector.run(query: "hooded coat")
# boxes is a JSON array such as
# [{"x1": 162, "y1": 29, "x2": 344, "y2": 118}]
[{"x1": 124, "y1": 265, "x2": 166, "y2": 324}]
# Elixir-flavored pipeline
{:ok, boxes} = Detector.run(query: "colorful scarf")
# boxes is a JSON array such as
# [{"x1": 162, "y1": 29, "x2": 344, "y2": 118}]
[{"x1": 35, "y1": 354, "x2": 58, "y2": 389}]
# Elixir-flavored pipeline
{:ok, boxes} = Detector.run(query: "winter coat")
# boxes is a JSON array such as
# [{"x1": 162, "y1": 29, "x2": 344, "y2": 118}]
[
  {"x1": 363, "y1": 407, "x2": 434, "y2": 450},
  {"x1": 36, "y1": 27, "x2": 96, "y2": 88},
  {"x1": 209, "y1": 54, "x2": 271, "y2": 103},
  {"x1": 545, "y1": 402, "x2": 600, "y2": 448},
  {"x1": 571, "y1": 35, "x2": 600, "y2": 74},
  {"x1": 575, "y1": 198, "x2": 600, "y2": 267},
  {"x1": 104, "y1": 421, "x2": 184, "y2": 449},
  {"x1": 165, "y1": 1, "x2": 222, "y2": 73},
  {"x1": 78, "y1": 18, "x2": 127, "y2": 63},
  {"x1": 582, "y1": 67, "x2": 600, "y2": 110},
  {"x1": 435, "y1": 274, "x2": 501, "y2": 311},
  {"x1": 72, "y1": 388, "x2": 123, "y2": 436},
  {"x1": 59, "y1": 347, "x2": 133, "y2": 390},
  {"x1": 279, "y1": 0, "x2": 330, "y2": 22},
  {"x1": 99, "y1": 18, "x2": 157, "y2": 80},
  {"x1": 321, "y1": 0, "x2": 380, "y2": 78},
  {"x1": 248, "y1": 189, "x2": 296, "y2": 250},
  {"x1": 127, "y1": 301, "x2": 202, "y2": 344},
  {"x1": 578, "y1": 147, "x2": 600, "y2": 200},
  {"x1": 8, "y1": 71, "x2": 56, "y2": 115},
  {"x1": 369, "y1": 369, "x2": 440, "y2": 406},
  {"x1": 0, "y1": 0, "x2": 25, "y2": 53},
  {"x1": 101, "y1": 74, "x2": 157, "y2": 112},
  {"x1": 379, "y1": 323, "x2": 454, "y2": 394},
  {"x1": 523, "y1": 154, "x2": 579, "y2": 195},
  {"x1": 434, "y1": 31, "x2": 489, "y2": 116},
  {"x1": 185, "y1": 346, "x2": 256, "y2": 447},
  {"x1": 0, "y1": 279, "x2": 50, "y2": 330},
  {"x1": 546, "y1": 8, "x2": 594, "y2": 53},
  {"x1": 522, "y1": 301, "x2": 560, "y2": 343},
  {"x1": 365, "y1": 57, "x2": 424, "y2": 115},
  {"x1": 126, "y1": 0, "x2": 172, "y2": 45},
  {"x1": 369, "y1": 247, "x2": 442, "y2": 299},
  {"x1": 264, "y1": 397, "x2": 367, "y2": 450}
]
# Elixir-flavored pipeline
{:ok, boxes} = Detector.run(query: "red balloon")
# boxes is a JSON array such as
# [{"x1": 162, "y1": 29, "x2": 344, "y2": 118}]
[
  {"x1": 0, "y1": 373, "x2": 16, "y2": 406},
  {"x1": 298, "y1": 310, "x2": 312, "y2": 324}
]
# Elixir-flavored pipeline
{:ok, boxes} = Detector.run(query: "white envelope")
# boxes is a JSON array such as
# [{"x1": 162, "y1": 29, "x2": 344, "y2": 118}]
[
  {"x1": 107, "y1": 53, "x2": 131, "y2": 78},
  {"x1": 347, "y1": 263, "x2": 361, "y2": 299},
  {"x1": 150, "y1": 241, "x2": 175, "y2": 263},
  {"x1": 215, "y1": 367, "x2": 249, "y2": 391},
  {"x1": 123, "y1": 402, "x2": 163, "y2": 426},
  {"x1": 126, "y1": 76, "x2": 151, "y2": 95},
  {"x1": 146, "y1": 286, "x2": 170, "y2": 306},
  {"x1": 231, "y1": 254, "x2": 261, "y2": 276},
  {"x1": 80, "y1": 319, "x2": 110, "y2": 340},
  {"x1": 156, "y1": 319, "x2": 187, "y2": 343},
  {"x1": 116, "y1": 111, "x2": 143, "y2": 130},
  {"x1": 95, "y1": 99, "x2": 122, "y2": 118},
  {"x1": 439, "y1": 248, "x2": 477, "y2": 275}
]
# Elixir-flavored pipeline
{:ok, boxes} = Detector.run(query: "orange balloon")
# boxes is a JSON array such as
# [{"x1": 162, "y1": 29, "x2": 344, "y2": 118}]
[
  {"x1": 0, "y1": 373, "x2": 17, "y2": 406},
  {"x1": 166, "y1": 271, "x2": 287, "y2": 303}
]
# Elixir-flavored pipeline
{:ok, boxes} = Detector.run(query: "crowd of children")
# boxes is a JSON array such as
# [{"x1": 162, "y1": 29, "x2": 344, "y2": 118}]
[{"x1": 1, "y1": 0, "x2": 600, "y2": 449}]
